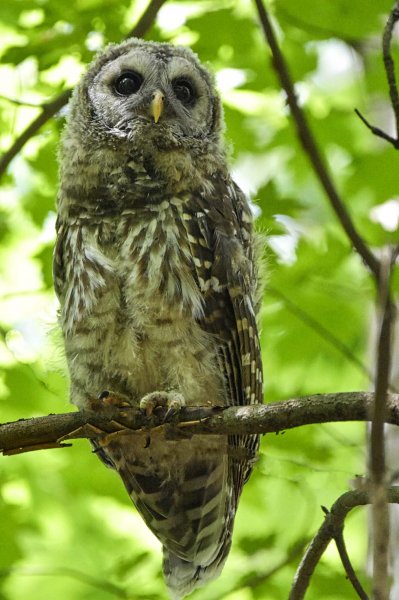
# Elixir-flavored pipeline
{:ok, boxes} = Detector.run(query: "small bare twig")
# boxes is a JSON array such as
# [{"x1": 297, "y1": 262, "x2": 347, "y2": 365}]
[
  {"x1": 334, "y1": 529, "x2": 369, "y2": 600},
  {"x1": 276, "y1": 5, "x2": 358, "y2": 43},
  {"x1": 0, "y1": 90, "x2": 72, "y2": 178},
  {"x1": 369, "y1": 250, "x2": 395, "y2": 600},
  {"x1": 0, "y1": 566, "x2": 129, "y2": 599},
  {"x1": 253, "y1": 0, "x2": 380, "y2": 282},
  {"x1": 383, "y1": 2, "x2": 399, "y2": 139},
  {"x1": 0, "y1": 95, "x2": 44, "y2": 108},
  {"x1": 0, "y1": 0, "x2": 168, "y2": 180},
  {"x1": 2, "y1": 392, "x2": 399, "y2": 456},
  {"x1": 125, "y1": 0, "x2": 167, "y2": 38},
  {"x1": 268, "y1": 286, "x2": 371, "y2": 380},
  {"x1": 239, "y1": 540, "x2": 310, "y2": 590},
  {"x1": 289, "y1": 488, "x2": 399, "y2": 600},
  {"x1": 354, "y1": 108, "x2": 399, "y2": 148},
  {"x1": 355, "y1": 3, "x2": 399, "y2": 149}
]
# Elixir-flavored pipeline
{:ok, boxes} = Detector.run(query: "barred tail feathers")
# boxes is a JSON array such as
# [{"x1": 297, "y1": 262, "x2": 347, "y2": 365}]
[
  {"x1": 163, "y1": 532, "x2": 232, "y2": 600},
  {"x1": 102, "y1": 433, "x2": 235, "y2": 598},
  {"x1": 163, "y1": 490, "x2": 235, "y2": 599}
]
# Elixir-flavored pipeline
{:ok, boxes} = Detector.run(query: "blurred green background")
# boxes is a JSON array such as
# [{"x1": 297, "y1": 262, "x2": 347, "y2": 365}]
[{"x1": 0, "y1": 1, "x2": 397, "y2": 598}]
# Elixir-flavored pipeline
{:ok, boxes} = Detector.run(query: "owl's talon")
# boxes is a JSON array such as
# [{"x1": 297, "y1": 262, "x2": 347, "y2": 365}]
[
  {"x1": 140, "y1": 391, "x2": 185, "y2": 419},
  {"x1": 98, "y1": 390, "x2": 132, "y2": 408},
  {"x1": 164, "y1": 396, "x2": 185, "y2": 420},
  {"x1": 140, "y1": 392, "x2": 166, "y2": 417}
]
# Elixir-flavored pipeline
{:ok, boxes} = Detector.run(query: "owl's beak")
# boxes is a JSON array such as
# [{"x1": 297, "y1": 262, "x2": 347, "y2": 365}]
[{"x1": 151, "y1": 90, "x2": 164, "y2": 124}]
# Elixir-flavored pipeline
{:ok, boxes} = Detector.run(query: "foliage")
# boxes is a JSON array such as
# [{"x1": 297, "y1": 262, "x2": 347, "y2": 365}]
[{"x1": 0, "y1": 1, "x2": 397, "y2": 598}]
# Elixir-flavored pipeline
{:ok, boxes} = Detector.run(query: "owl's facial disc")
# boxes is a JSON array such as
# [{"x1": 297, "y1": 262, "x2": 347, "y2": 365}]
[{"x1": 89, "y1": 45, "x2": 216, "y2": 143}]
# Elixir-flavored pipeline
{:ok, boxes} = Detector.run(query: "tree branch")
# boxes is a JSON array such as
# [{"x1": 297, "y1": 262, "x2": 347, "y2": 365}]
[
  {"x1": 383, "y1": 2, "x2": 399, "y2": 137},
  {"x1": 2, "y1": 392, "x2": 399, "y2": 456},
  {"x1": 289, "y1": 488, "x2": 399, "y2": 600},
  {"x1": 0, "y1": 0, "x2": 168, "y2": 180},
  {"x1": 355, "y1": 2, "x2": 399, "y2": 149},
  {"x1": 253, "y1": 0, "x2": 381, "y2": 282},
  {"x1": 0, "y1": 89, "x2": 72, "y2": 178},
  {"x1": 334, "y1": 529, "x2": 369, "y2": 600},
  {"x1": 369, "y1": 251, "x2": 395, "y2": 600},
  {"x1": 354, "y1": 108, "x2": 399, "y2": 149},
  {"x1": 125, "y1": 0, "x2": 167, "y2": 38}
]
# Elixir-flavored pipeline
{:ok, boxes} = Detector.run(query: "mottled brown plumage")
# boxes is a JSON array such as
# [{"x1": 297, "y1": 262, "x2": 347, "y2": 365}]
[{"x1": 54, "y1": 38, "x2": 263, "y2": 599}]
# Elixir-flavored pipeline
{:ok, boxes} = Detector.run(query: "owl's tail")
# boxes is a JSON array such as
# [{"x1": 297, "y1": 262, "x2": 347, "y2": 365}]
[{"x1": 163, "y1": 545, "x2": 230, "y2": 600}]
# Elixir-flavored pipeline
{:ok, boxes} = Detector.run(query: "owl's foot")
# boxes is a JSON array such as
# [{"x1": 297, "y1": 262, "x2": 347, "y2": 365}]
[
  {"x1": 139, "y1": 391, "x2": 185, "y2": 420},
  {"x1": 84, "y1": 391, "x2": 133, "y2": 425},
  {"x1": 97, "y1": 390, "x2": 132, "y2": 408}
]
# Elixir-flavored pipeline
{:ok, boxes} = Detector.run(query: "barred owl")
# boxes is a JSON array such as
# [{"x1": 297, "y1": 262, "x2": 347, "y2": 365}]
[{"x1": 54, "y1": 39, "x2": 263, "y2": 599}]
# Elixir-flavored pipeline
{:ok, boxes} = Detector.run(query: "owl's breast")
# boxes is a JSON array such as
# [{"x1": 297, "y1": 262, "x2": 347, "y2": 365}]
[
  {"x1": 118, "y1": 198, "x2": 204, "y2": 319},
  {"x1": 63, "y1": 199, "x2": 222, "y2": 406}
]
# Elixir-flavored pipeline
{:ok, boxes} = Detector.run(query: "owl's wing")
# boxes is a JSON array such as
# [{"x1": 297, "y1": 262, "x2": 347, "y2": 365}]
[
  {"x1": 53, "y1": 217, "x2": 66, "y2": 301},
  {"x1": 181, "y1": 175, "x2": 263, "y2": 501}
]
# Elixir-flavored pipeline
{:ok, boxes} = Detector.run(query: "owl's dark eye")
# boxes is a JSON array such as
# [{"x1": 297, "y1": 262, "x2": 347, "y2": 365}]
[
  {"x1": 114, "y1": 71, "x2": 143, "y2": 96},
  {"x1": 172, "y1": 78, "x2": 196, "y2": 106}
]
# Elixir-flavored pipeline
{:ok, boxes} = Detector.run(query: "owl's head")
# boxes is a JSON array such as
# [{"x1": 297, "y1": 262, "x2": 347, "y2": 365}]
[{"x1": 70, "y1": 39, "x2": 224, "y2": 154}]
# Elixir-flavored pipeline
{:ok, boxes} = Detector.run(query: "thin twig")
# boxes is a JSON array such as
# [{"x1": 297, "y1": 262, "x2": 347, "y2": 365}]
[
  {"x1": 239, "y1": 539, "x2": 310, "y2": 589},
  {"x1": 0, "y1": 0, "x2": 168, "y2": 180},
  {"x1": 355, "y1": 3, "x2": 399, "y2": 149},
  {"x1": 289, "y1": 488, "x2": 399, "y2": 600},
  {"x1": 0, "y1": 90, "x2": 72, "y2": 178},
  {"x1": 269, "y1": 286, "x2": 399, "y2": 394},
  {"x1": 268, "y1": 286, "x2": 371, "y2": 380},
  {"x1": 369, "y1": 250, "x2": 394, "y2": 600},
  {"x1": 383, "y1": 2, "x2": 399, "y2": 140},
  {"x1": 2, "y1": 392, "x2": 399, "y2": 456},
  {"x1": 334, "y1": 529, "x2": 369, "y2": 600},
  {"x1": 253, "y1": 0, "x2": 380, "y2": 282},
  {"x1": 276, "y1": 6, "x2": 358, "y2": 43},
  {"x1": 0, "y1": 566, "x2": 129, "y2": 599},
  {"x1": 125, "y1": 0, "x2": 167, "y2": 38},
  {"x1": 354, "y1": 108, "x2": 399, "y2": 148},
  {"x1": 0, "y1": 95, "x2": 44, "y2": 108}
]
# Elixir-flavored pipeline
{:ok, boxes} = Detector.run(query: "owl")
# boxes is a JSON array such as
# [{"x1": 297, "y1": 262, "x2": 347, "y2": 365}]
[{"x1": 54, "y1": 39, "x2": 263, "y2": 599}]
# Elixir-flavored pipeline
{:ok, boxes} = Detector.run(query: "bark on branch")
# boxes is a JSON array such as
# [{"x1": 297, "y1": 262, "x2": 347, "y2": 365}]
[
  {"x1": 289, "y1": 487, "x2": 399, "y2": 600},
  {"x1": 369, "y1": 251, "x2": 395, "y2": 599},
  {"x1": 2, "y1": 392, "x2": 399, "y2": 456},
  {"x1": 253, "y1": 0, "x2": 380, "y2": 281},
  {"x1": 355, "y1": 2, "x2": 399, "y2": 149}
]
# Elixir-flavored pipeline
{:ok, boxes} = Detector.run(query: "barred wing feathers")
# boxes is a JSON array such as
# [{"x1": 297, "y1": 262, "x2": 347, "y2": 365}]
[
  {"x1": 180, "y1": 175, "x2": 263, "y2": 497},
  {"x1": 159, "y1": 175, "x2": 263, "y2": 597}
]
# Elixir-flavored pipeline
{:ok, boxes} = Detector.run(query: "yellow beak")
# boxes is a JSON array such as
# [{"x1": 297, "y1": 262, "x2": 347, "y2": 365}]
[{"x1": 151, "y1": 90, "x2": 164, "y2": 123}]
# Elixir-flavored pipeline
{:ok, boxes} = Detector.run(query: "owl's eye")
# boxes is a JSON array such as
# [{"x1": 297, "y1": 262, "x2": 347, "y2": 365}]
[
  {"x1": 114, "y1": 71, "x2": 143, "y2": 96},
  {"x1": 172, "y1": 78, "x2": 196, "y2": 106}
]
